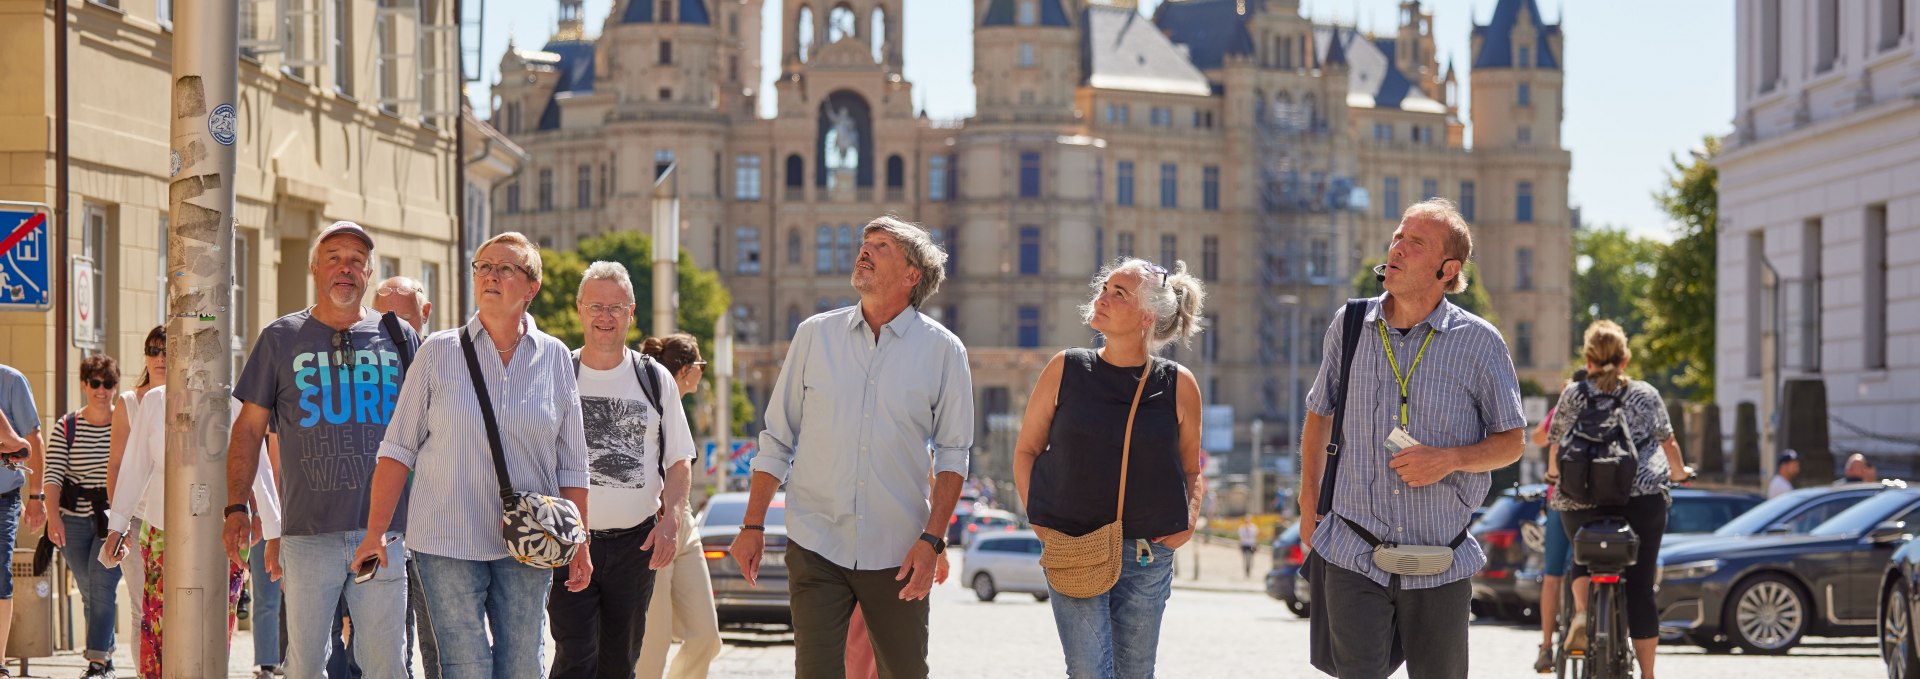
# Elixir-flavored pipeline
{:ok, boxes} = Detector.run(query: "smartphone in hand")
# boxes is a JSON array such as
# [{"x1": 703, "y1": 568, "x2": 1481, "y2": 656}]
[{"x1": 353, "y1": 556, "x2": 379, "y2": 584}]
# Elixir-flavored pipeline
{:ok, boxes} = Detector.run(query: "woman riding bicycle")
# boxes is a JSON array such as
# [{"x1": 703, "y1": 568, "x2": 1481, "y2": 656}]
[{"x1": 1545, "y1": 320, "x2": 1690, "y2": 679}]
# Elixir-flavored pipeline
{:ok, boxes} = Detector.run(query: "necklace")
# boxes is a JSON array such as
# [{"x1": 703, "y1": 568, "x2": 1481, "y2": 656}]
[{"x1": 495, "y1": 334, "x2": 522, "y2": 353}]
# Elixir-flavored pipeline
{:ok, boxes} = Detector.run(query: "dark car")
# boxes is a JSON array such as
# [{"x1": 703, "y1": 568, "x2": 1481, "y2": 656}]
[
  {"x1": 1664, "y1": 482, "x2": 1890, "y2": 550},
  {"x1": 1264, "y1": 523, "x2": 1309, "y2": 617},
  {"x1": 1658, "y1": 486, "x2": 1920, "y2": 654},
  {"x1": 1470, "y1": 484, "x2": 1548, "y2": 620},
  {"x1": 700, "y1": 492, "x2": 791, "y2": 627},
  {"x1": 1877, "y1": 516, "x2": 1920, "y2": 678}
]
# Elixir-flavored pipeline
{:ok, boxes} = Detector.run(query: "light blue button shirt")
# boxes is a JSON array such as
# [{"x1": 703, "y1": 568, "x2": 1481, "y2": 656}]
[
  {"x1": 753, "y1": 305, "x2": 974, "y2": 571},
  {"x1": 378, "y1": 314, "x2": 589, "y2": 561},
  {"x1": 1304, "y1": 295, "x2": 1527, "y2": 589}
]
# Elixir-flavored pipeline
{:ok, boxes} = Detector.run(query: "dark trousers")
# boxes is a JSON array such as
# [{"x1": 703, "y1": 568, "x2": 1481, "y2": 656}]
[
  {"x1": 786, "y1": 541, "x2": 930, "y2": 679},
  {"x1": 1561, "y1": 492, "x2": 1669, "y2": 640},
  {"x1": 547, "y1": 518, "x2": 659, "y2": 679},
  {"x1": 1321, "y1": 561, "x2": 1472, "y2": 679}
]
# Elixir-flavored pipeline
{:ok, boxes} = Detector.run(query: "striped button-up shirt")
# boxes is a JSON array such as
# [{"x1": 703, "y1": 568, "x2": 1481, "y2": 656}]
[
  {"x1": 1304, "y1": 295, "x2": 1527, "y2": 589},
  {"x1": 378, "y1": 314, "x2": 589, "y2": 561},
  {"x1": 753, "y1": 305, "x2": 974, "y2": 571}
]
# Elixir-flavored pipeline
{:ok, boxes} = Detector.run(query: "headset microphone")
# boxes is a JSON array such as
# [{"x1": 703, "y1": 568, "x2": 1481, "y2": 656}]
[{"x1": 1373, "y1": 263, "x2": 1387, "y2": 283}]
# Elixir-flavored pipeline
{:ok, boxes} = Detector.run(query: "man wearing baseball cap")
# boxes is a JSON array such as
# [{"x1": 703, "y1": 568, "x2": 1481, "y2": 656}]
[
  {"x1": 1768, "y1": 450, "x2": 1800, "y2": 499},
  {"x1": 222, "y1": 221, "x2": 421, "y2": 678}
]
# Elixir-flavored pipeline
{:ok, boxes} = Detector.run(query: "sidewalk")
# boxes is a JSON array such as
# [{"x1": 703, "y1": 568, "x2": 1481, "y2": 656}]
[{"x1": 1168, "y1": 534, "x2": 1266, "y2": 594}]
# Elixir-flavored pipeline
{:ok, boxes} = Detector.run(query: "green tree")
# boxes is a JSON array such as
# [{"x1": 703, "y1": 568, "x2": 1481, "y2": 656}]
[
  {"x1": 1350, "y1": 257, "x2": 1497, "y2": 324},
  {"x1": 1640, "y1": 136, "x2": 1719, "y2": 402},
  {"x1": 1568, "y1": 226, "x2": 1673, "y2": 390},
  {"x1": 528, "y1": 230, "x2": 753, "y2": 435}
]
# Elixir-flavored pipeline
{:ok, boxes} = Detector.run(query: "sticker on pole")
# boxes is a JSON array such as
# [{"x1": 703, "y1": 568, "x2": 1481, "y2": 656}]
[
  {"x1": 209, "y1": 103, "x2": 237, "y2": 146},
  {"x1": 169, "y1": 149, "x2": 181, "y2": 177},
  {"x1": 0, "y1": 207, "x2": 52, "y2": 312}
]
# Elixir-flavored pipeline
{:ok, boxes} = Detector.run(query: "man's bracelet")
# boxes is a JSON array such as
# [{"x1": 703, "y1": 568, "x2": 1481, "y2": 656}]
[
  {"x1": 223, "y1": 503, "x2": 251, "y2": 518},
  {"x1": 27, "y1": 494, "x2": 44, "y2": 501},
  {"x1": 739, "y1": 524, "x2": 765, "y2": 532}
]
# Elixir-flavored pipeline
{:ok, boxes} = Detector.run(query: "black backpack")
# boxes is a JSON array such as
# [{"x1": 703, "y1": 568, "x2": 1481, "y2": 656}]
[{"x1": 1557, "y1": 382, "x2": 1637, "y2": 507}]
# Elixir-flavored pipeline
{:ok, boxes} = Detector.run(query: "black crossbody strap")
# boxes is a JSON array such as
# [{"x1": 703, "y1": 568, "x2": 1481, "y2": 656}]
[
  {"x1": 1316, "y1": 299, "x2": 1372, "y2": 517},
  {"x1": 381, "y1": 311, "x2": 415, "y2": 374},
  {"x1": 1340, "y1": 515, "x2": 1471, "y2": 550},
  {"x1": 461, "y1": 327, "x2": 517, "y2": 510},
  {"x1": 631, "y1": 352, "x2": 669, "y2": 486}
]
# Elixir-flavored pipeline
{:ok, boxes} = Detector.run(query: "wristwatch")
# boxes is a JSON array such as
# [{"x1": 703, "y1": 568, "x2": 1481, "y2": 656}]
[
  {"x1": 918, "y1": 532, "x2": 946, "y2": 555},
  {"x1": 223, "y1": 503, "x2": 251, "y2": 518},
  {"x1": 27, "y1": 494, "x2": 43, "y2": 501}
]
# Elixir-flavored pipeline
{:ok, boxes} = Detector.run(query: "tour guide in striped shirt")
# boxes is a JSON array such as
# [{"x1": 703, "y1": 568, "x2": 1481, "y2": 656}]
[
  {"x1": 1298, "y1": 198, "x2": 1527, "y2": 679},
  {"x1": 730, "y1": 216, "x2": 973, "y2": 679}
]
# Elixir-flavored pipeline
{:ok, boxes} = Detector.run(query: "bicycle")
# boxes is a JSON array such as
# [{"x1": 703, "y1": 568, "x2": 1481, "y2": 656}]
[
  {"x1": 1552, "y1": 573, "x2": 1586, "y2": 679},
  {"x1": 1566, "y1": 514, "x2": 1637, "y2": 679}
]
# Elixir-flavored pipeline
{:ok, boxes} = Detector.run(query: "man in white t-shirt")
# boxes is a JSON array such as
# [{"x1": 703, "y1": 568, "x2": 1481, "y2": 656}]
[
  {"x1": 548, "y1": 261, "x2": 696, "y2": 679},
  {"x1": 1768, "y1": 450, "x2": 1801, "y2": 499}
]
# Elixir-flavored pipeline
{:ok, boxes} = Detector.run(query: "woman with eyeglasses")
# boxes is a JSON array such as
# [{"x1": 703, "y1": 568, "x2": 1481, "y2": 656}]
[
  {"x1": 44, "y1": 355, "x2": 123, "y2": 677},
  {"x1": 357, "y1": 231, "x2": 591, "y2": 677},
  {"x1": 633, "y1": 333, "x2": 723, "y2": 679},
  {"x1": 107, "y1": 325, "x2": 164, "y2": 669},
  {"x1": 1014, "y1": 258, "x2": 1207, "y2": 678}
]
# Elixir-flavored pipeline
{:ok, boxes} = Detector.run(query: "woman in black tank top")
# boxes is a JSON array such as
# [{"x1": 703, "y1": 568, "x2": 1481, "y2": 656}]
[{"x1": 1013, "y1": 258, "x2": 1207, "y2": 678}]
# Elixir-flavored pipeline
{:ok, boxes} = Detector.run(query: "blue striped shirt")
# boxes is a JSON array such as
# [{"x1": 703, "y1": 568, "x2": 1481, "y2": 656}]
[
  {"x1": 753, "y1": 305, "x2": 974, "y2": 571},
  {"x1": 1305, "y1": 295, "x2": 1527, "y2": 589},
  {"x1": 377, "y1": 314, "x2": 589, "y2": 561}
]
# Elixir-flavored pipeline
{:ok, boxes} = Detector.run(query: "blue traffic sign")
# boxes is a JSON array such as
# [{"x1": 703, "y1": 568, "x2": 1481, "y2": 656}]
[{"x1": 0, "y1": 207, "x2": 51, "y2": 312}]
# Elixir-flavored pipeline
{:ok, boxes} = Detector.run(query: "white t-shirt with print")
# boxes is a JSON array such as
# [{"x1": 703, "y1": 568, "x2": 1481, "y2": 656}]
[{"x1": 575, "y1": 351, "x2": 696, "y2": 531}]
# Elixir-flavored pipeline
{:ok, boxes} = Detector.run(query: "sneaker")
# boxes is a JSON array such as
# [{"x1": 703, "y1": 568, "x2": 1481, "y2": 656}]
[
  {"x1": 1564, "y1": 616, "x2": 1589, "y2": 655},
  {"x1": 252, "y1": 667, "x2": 280, "y2": 679},
  {"x1": 81, "y1": 662, "x2": 115, "y2": 679},
  {"x1": 1533, "y1": 642, "x2": 1554, "y2": 673}
]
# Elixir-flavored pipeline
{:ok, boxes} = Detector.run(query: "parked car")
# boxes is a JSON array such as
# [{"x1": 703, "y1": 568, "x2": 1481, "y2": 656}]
[
  {"x1": 947, "y1": 501, "x2": 983, "y2": 546},
  {"x1": 699, "y1": 492, "x2": 791, "y2": 627},
  {"x1": 1877, "y1": 514, "x2": 1920, "y2": 678},
  {"x1": 1664, "y1": 482, "x2": 1892, "y2": 550},
  {"x1": 960, "y1": 508, "x2": 1025, "y2": 546},
  {"x1": 1658, "y1": 486, "x2": 1920, "y2": 654},
  {"x1": 1470, "y1": 484, "x2": 1548, "y2": 620},
  {"x1": 1264, "y1": 523, "x2": 1309, "y2": 617},
  {"x1": 962, "y1": 530, "x2": 1049, "y2": 602}
]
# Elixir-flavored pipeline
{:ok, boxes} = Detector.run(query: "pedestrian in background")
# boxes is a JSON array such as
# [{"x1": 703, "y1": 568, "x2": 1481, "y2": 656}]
[
  {"x1": 1769, "y1": 450, "x2": 1799, "y2": 498},
  {"x1": 0, "y1": 361, "x2": 48, "y2": 679},
  {"x1": 1298, "y1": 199, "x2": 1526, "y2": 679},
  {"x1": 548, "y1": 262, "x2": 695, "y2": 678},
  {"x1": 373, "y1": 274, "x2": 436, "y2": 679},
  {"x1": 108, "y1": 325, "x2": 166, "y2": 665},
  {"x1": 358, "y1": 232, "x2": 591, "y2": 678},
  {"x1": 1239, "y1": 517, "x2": 1259, "y2": 578},
  {"x1": 635, "y1": 333, "x2": 725, "y2": 679},
  {"x1": 732, "y1": 217, "x2": 972, "y2": 679},
  {"x1": 1014, "y1": 257, "x2": 1207, "y2": 678},
  {"x1": 44, "y1": 355, "x2": 123, "y2": 678}
]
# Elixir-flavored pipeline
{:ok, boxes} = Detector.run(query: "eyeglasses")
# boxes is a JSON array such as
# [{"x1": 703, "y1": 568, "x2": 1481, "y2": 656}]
[
  {"x1": 144, "y1": 344, "x2": 166, "y2": 357},
  {"x1": 690, "y1": 360, "x2": 708, "y2": 369},
  {"x1": 376, "y1": 286, "x2": 424, "y2": 297},
  {"x1": 581, "y1": 303, "x2": 633, "y2": 318},
  {"x1": 1142, "y1": 262, "x2": 1169, "y2": 284},
  {"x1": 471, "y1": 261, "x2": 534, "y2": 281},
  {"x1": 85, "y1": 379, "x2": 116, "y2": 390}
]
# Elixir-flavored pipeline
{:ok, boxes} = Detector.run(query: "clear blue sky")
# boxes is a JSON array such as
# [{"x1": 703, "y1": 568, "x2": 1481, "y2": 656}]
[{"x1": 475, "y1": 0, "x2": 1731, "y2": 242}]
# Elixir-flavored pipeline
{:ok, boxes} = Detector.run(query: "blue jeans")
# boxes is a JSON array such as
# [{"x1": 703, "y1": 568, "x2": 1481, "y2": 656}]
[
  {"x1": 1542, "y1": 507, "x2": 1571, "y2": 577},
  {"x1": 0, "y1": 490, "x2": 18, "y2": 599},
  {"x1": 247, "y1": 544, "x2": 283, "y2": 667},
  {"x1": 58, "y1": 514, "x2": 120, "y2": 660},
  {"x1": 413, "y1": 552, "x2": 551, "y2": 679},
  {"x1": 1048, "y1": 540, "x2": 1176, "y2": 679},
  {"x1": 278, "y1": 530, "x2": 409, "y2": 679}
]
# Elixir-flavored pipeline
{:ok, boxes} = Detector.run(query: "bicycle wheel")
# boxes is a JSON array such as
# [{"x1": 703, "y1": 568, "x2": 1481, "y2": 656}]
[{"x1": 1591, "y1": 584, "x2": 1621, "y2": 679}]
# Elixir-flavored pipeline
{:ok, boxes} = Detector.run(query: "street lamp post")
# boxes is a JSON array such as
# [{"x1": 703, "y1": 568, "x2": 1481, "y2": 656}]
[{"x1": 1277, "y1": 294, "x2": 1302, "y2": 515}]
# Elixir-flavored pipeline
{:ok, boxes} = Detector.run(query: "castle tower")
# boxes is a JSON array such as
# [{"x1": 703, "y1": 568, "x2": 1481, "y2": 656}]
[{"x1": 972, "y1": 0, "x2": 1081, "y2": 123}]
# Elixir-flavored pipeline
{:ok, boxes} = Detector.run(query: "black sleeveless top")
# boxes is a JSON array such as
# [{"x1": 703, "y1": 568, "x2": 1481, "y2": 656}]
[{"x1": 1027, "y1": 348, "x2": 1188, "y2": 540}]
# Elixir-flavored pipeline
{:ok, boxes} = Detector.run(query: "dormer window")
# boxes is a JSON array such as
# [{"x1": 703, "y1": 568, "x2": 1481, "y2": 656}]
[
  {"x1": 659, "y1": 0, "x2": 673, "y2": 23},
  {"x1": 1017, "y1": 0, "x2": 1037, "y2": 26},
  {"x1": 1517, "y1": 44, "x2": 1531, "y2": 68}
]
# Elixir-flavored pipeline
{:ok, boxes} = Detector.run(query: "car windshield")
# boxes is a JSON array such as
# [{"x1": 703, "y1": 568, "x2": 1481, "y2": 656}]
[
  {"x1": 1668, "y1": 496, "x2": 1762, "y2": 534},
  {"x1": 1715, "y1": 489, "x2": 1846, "y2": 536},
  {"x1": 1809, "y1": 491, "x2": 1920, "y2": 537},
  {"x1": 702, "y1": 500, "x2": 787, "y2": 528}
]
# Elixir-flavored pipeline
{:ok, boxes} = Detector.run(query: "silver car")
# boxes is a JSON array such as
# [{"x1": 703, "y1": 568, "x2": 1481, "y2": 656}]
[
  {"x1": 698, "y1": 492, "x2": 791, "y2": 626},
  {"x1": 962, "y1": 530, "x2": 1050, "y2": 602}
]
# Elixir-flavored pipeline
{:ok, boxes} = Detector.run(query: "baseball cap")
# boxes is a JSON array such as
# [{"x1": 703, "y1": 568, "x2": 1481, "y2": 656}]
[
  {"x1": 1777, "y1": 450, "x2": 1799, "y2": 465},
  {"x1": 315, "y1": 221, "x2": 376, "y2": 253}
]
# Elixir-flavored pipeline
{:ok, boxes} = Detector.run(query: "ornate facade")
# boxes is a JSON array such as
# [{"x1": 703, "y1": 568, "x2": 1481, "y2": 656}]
[{"x1": 493, "y1": 0, "x2": 1572, "y2": 482}]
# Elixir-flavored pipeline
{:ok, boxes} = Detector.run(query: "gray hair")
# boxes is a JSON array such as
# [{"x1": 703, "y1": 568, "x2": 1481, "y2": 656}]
[
  {"x1": 861, "y1": 215, "x2": 948, "y2": 308},
  {"x1": 1079, "y1": 257, "x2": 1207, "y2": 353},
  {"x1": 579, "y1": 260, "x2": 635, "y2": 301}
]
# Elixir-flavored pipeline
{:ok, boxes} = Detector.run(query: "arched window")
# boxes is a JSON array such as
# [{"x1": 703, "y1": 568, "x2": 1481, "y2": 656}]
[
  {"x1": 870, "y1": 7, "x2": 887, "y2": 65},
  {"x1": 836, "y1": 225, "x2": 856, "y2": 273},
  {"x1": 815, "y1": 225, "x2": 833, "y2": 274},
  {"x1": 785, "y1": 154, "x2": 804, "y2": 188},
  {"x1": 796, "y1": 6, "x2": 814, "y2": 63},
  {"x1": 786, "y1": 229, "x2": 801, "y2": 265},
  {"x1": 828, "y1": 4, "x2": 855, "y2": 43},
  {"x1": 886, "y1": 154, "x2": 904, "y2": 188}
]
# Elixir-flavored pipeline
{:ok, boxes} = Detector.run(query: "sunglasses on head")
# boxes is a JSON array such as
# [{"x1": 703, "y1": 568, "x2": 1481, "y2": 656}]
[
  {"x1": 1142, "y1": 262, "x2": 1169, "y2": 284},
  {"x1": 86, "y1": 379, "x2": 116, "y2": 390},
  {"x1": 144, "y1": 344, "x2": 166, "y2": 357}
]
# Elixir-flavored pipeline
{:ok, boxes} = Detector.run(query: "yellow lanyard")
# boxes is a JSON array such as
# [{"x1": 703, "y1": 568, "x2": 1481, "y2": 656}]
[{"x1": 1377, "y1": 320, "x2": 1436, "y2": 428}]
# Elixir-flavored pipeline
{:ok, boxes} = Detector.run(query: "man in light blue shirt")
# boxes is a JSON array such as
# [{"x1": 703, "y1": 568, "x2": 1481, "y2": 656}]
[
  {"x1": 0, "y1": 363, "x2": 46, "y2": 671},
  {"x1": 731, "y1": 216, "x2": 973, "y2": 679}
]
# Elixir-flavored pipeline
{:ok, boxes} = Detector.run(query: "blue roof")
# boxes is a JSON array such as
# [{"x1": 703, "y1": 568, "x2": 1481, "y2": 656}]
[
  {"x1": 622, "y1": 0, "x2": 711, "y2": 25},
  {"x1": 1472, "y1": 0, "x2": 1559, "y2": 69},
  {"x1": 981, "y1": 0, "x2": 1071, "y2": 27},
  {"x1": 1152, "y1": 0, "x2": 1261, "y2": 70},
  {"x1": 536, "y1": 40, "x2": 595, "y2": 131},
  {"x1": 1369, "y1": 38, "x2": 1417, "y2": 108}
]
